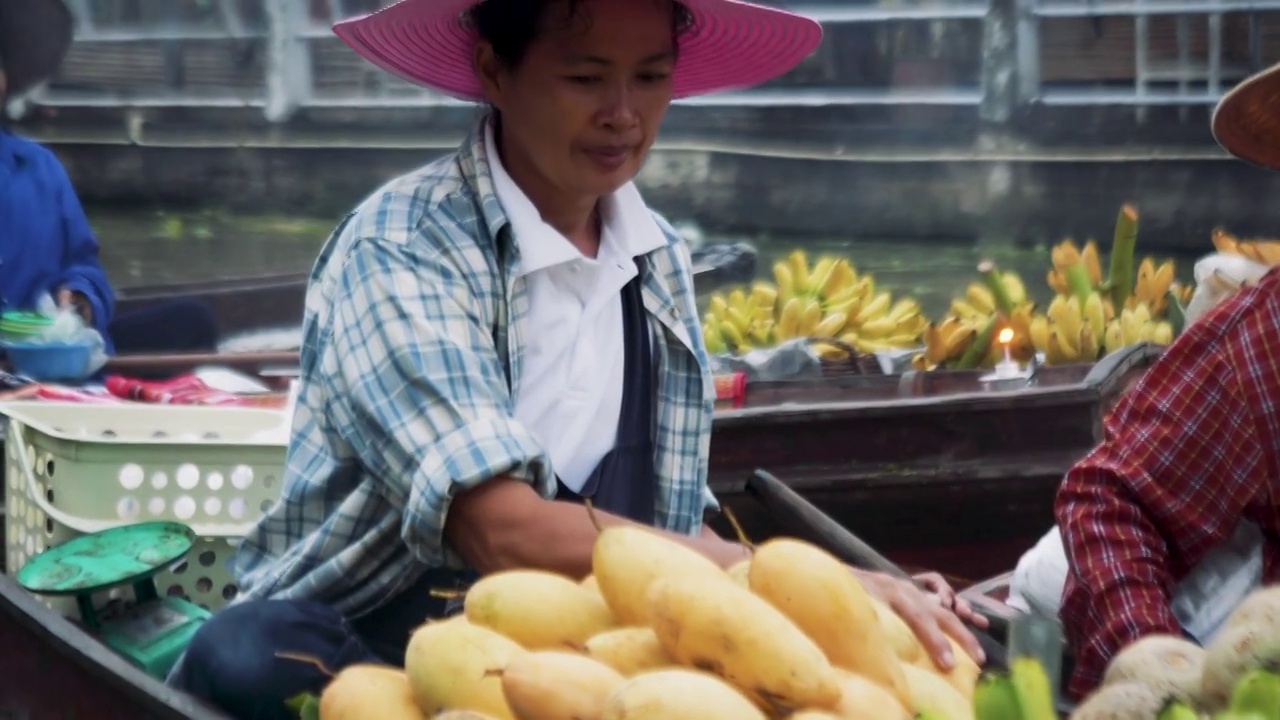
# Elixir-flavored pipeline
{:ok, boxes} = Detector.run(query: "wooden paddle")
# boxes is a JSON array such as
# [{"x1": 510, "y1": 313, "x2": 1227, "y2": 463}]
[{"x1": 743, "y1": 468, "x2": 1009, "y2": 671}]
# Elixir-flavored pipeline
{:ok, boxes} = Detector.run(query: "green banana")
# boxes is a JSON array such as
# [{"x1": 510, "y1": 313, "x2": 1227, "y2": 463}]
[
  {"x1": 973, "y1": 672, "x2": 1023, "y2": 720},
  {"x1": 1156, "y1": 697, "x2": 1200, "y2": 720},
  {"x1": 1009, "y1": 657, "x2": 1056, "y2": 720},
  {"x1": 1229, "y1": 667, "x2": 1280, "y2": 720}
]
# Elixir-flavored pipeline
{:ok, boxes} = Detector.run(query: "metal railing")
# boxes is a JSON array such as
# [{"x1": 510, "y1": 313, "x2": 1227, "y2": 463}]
[{"x1": 15, "y1": 0, "x2": 1280, "y2": 123}]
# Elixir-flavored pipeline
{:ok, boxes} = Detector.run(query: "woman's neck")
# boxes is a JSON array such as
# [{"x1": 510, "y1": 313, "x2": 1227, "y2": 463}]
[{"x1": 494, "y1": 119, "x2": 602, "y2": 257}]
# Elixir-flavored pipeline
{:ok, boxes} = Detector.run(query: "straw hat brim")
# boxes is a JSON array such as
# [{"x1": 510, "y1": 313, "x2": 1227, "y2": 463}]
[
  {"x1": 1212, "y1": 62, "x2": 1280, "y2": 171},
  {"x1": 0, "y1": 0, "x2": 73, "y2": 97}
]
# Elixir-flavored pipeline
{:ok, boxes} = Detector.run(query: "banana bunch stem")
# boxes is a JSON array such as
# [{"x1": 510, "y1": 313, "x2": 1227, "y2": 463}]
[
  {"x1": 1107, "y1": 203, "x2": 1139, "y2": 311},
  {"x1": 1065, "y1": 264, "x2": 1094, "y2": 308},
  {"x1": 979, "y1": 260, "x2": 1017, "y2": 317}
]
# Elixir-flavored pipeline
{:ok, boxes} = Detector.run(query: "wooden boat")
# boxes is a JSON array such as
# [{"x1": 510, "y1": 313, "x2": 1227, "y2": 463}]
[
  {"x1": 704, "y1": 341, "x2": 1165, "y2": 585},
  {"x1": 0, "y1": 467, "x2": 984, "y2": 720},
  {"x1": 110, "y1": 242, "x2": 759, "y2": 344},
  {"x1": 94, "y1": 341, "x2": 1166, "y2": 585}
]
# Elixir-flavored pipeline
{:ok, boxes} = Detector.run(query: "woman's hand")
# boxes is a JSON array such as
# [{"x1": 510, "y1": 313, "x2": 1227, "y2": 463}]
[
  {"x1": 854, "y1": 569, "x2": 986, "y2": 671},
  {"x1": 913, "y1": 571, "x2": 990, "y2": 630}
]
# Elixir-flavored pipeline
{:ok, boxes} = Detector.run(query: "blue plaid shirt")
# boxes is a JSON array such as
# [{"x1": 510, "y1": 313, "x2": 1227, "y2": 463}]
[{"x1": 230, "y1": 117, "x2": 718, "y2": 615}]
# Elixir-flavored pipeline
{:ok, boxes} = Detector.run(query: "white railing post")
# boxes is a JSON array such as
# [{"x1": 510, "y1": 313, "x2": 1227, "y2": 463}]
[{"x1": 264, "y1": 0, "x2": 313, "y2": 123}]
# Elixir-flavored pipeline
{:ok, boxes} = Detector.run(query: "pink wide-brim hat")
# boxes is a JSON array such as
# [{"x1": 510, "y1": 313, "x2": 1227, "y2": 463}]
[{"x1": 333, "y1": 0, "x2": 823, "y2": 102}]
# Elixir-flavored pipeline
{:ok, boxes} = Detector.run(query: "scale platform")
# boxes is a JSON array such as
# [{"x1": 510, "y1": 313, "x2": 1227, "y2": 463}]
[{"x1": 16, "y1": 521, "x2": 212, "y2": 679}]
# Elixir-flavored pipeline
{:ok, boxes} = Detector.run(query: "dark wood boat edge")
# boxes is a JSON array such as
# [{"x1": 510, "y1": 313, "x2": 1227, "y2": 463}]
[{"x1": 0, "y1": 571, "x2": 233, "y2": 720}]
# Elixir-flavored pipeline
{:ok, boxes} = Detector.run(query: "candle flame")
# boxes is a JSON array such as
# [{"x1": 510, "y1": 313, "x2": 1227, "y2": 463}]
[{"x1": 998, "y1": 327, "x2": 1015, "y2": 344}]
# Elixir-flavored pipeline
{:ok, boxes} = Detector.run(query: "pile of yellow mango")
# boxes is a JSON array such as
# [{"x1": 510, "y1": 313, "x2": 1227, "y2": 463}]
[{"x1": 307, "y1": 527, "x2": 990, "y2": 720}]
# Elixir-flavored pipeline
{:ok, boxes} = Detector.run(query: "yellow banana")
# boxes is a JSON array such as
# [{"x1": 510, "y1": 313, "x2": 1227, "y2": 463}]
[
  {"x1": 799, "y1": 298, "x2": 823, "y2": 336},
  {"x1": 727, "y1": 288, "x2": 748, "y2": 313},
  {"x1": 709, "y1": 295, "x2": 729, "y2": 324},
  {"x1": 1046, "y1": 269, "x2": 1069, "y2": 296},
  {"x1": 820, "y1": 259, "x2": 854, "y2": 300},
  {"x1": 747, "y1": 320, "x2": 773, "y2": 345},
  {"x1": 1081, "y1": 239, "x2": 1103, "y2": 286},
  {"x1": 812, "y1": 311, "x2": 847, "y2": 338},
  {"x1": 1052, "y1": 238, "x2": 1082, "y2": 271},
  {"x1": 911, "y1": 352, "x2": 934, "y2": 371},
  {"x1": 750, "y1": 282, "x2": 777, "y2": 312},
  {"x1": 1010, "y1": 657, "x2": 1057, "y2": 720},
  {"x1": 886, "y1": 297, "x2": 921, "y2": 323},
  {"x1": 940, "y1": 321, "x2": 977, "y2": 362},
  {"x1": 776, "y1": 297, "x2": 802, "y2": 340},
  {"x1": 1002, "y1": 272, "x2": 1028, "y2": 306},
  {"x1": 702, "y1": 325, "x2": 726, "y2": 354},
  {"x1": 773, "y1": 262, "x2": 795, "y2": 305},
  {"x1": 883, "y1": 333, "x2": 921, "y2": 348},
  {"x1": 1078, "y1": 321, "x2": 1099, "y2": 361},
  {"x1": 966, "y1": 283, "x2": 996, "y2": 315},
  {"x1": 1104, "y1": 320, "x2": 1126, "y2": 354},
  {"x1": 853, "y1": 291, "x2": 892, "y2": 325},
  {"x1": 1151, "y1": 321, "x2": 1174, "y2": 345},
  {"x1": 807, "y1": 257, "x2": 837, "y2": 296},
  {"x1": 858, "y1": 316, "x2": 898, "y2": 339},
  {"x1": 787, "y1": 250, "x2": 810, "y2": 295},
  {"x1": 1058, "y1": 296, "x2": 1083, "y2": 340},
  {"x1": 719, "y1": 320, "x2": 747, "y2": 351},
  {"x1": 1029, "y1": 314, "x2": 1050, "y2": 353},
  {"x1": 725, "y1": 307, "x2": 753, "y2": 334},
  {"x1": 1046, "y1": 330, "x2": 1072, "y2": 365},
  {"x1": 923, "y1": 323, "x2": 945, "y2": 365},
  {"x1": 1150, "y1": 260, "x2": 1175, "y2": 314},
  {"x1": 1083, "y1": 293, "x2": 1106, "y2": 345},
  {"x1": 1135, "y1": 257, "x2": 1156, "y2": 304}
]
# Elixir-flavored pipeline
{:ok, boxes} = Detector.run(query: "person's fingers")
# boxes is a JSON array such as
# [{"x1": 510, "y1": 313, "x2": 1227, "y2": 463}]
[
  {"x1": 891, "y1": 590, "x2": 958, "y2": 670},
  {"x1": 953, "y1": 595, "x2": 990, "y2": 629},
  {"x1": 932, "y1": 602, "x2": 986, "y2": 665}
]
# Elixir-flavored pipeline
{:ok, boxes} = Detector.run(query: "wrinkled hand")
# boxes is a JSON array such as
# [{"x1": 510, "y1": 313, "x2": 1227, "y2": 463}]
[
  {"x1": 854, "y1": 568, "x2": 986, "y2": 671},
  {"x1": 56, "y1": 288, "x2": 92, "y2": 325}
]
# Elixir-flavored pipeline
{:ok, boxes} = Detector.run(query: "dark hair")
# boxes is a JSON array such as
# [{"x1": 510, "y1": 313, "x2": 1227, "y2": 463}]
[{"x1": 466, "y1": 0, "x2": 693, "y2": 70}]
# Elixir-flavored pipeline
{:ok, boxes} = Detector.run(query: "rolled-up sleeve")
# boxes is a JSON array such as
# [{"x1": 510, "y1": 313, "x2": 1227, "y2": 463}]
[{"x1": 325, "y1": 236, "x2": 556, "y2": 568}]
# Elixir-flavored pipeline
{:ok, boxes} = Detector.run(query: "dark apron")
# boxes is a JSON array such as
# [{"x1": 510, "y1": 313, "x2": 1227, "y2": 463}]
[{"x1": 351, "y1": 266, "x2": 656, "y2": 661}]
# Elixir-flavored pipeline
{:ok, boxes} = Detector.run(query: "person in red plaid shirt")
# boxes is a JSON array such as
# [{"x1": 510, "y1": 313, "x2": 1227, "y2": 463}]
[{"x1": 1056, "y1": 61, "x2": 1280, "y2": 701}]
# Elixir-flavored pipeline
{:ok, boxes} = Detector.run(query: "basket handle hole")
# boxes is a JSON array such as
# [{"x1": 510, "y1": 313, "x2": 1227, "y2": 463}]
[
  {"x1": 44, "y1": 459, "x2": 54, "y2": 477},
  {"x1": 45, "y1": 487, "x2": 54, "y2": 505},
  {"x1": 197, "y1": 551, "x2": 217, "y2": 567}
]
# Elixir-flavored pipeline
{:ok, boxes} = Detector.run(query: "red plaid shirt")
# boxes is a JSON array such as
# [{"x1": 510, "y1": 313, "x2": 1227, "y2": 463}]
[{"x1": 1057, "y1": 265, "x2": 1280, "y2": 700}]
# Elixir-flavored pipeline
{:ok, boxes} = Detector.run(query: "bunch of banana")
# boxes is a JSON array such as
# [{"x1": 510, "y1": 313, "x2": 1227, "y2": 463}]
[
  {"x1": 701, "y1": 282, "x2": 779, "y2": 354},
  {"x1": 1131, "y1": 256, "x2": 1177, "y2": 316},
  {"x1": 972, "y1": 656, "x2": 1057, "y2": 720},
  {"x1": 1027, "y1": 291, "x2": 1105, "y2": 366},
  {"x1": 914, "y1": 264, "x2": 1036, "y2": 371},
  {"x1": 1101, "y1": 301, "x2": 1175, "y2": 355},
  {"x1": 1046, "y1": 238, "x2": 1104, "y2": 297},
  {"x1": 1212, "y1": 227, "x2": 1280, "y2": 267}
]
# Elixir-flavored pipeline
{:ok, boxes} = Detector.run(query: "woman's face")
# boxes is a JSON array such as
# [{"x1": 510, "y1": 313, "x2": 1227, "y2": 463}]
[{"x1": 475, "y1": 0, "x2": 677, "y2": 206}]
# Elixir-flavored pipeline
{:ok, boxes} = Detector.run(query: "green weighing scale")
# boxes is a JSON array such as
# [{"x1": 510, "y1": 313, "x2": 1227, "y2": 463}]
[{"x1": 16, "y1": 521, "x2": 212, "y2": 680}]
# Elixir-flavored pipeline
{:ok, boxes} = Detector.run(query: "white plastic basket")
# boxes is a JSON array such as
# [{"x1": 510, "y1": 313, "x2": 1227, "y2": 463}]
[{"x1": 1, "y1": 401, "x2": 289, "y2": 614}]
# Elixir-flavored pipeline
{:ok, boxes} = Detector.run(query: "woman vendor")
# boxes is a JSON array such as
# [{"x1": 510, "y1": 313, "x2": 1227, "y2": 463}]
[{"x1": 167, "y1": 0, "x2": 987, "y2": 716}]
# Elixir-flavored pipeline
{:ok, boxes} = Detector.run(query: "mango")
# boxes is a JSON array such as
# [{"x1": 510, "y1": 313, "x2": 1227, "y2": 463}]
[
  {"x1": 583, "y1": 627, "x2": 674, "y2": 676},
  {"x1": 591, "y1": 525, "x2": 725, "y2": 625},
  {"x1": 464, "y1": 569, "x2": 615, "y2": 649},
  {"x1": 600, "y1": 669, "x2": 767, "y2": 720},
  {"x1": 900, "y1": 663, "x2": 974, "y2": 720},
  {"x1": 404, "y1": 618, "x2": 525, "y2": 719},
  {"x1": 647, "y1": 575, "x2": 842, "y2": 714},
  {"x1": 499, "y1": 650, "x2": 625, "y2": 720},
  {"x1": 747, "y1": 538, "x2": 911, "y2": 706},
  {"x1": 830, "y1": 670, "x2": 911, "y2": 720},
  {"x1": 870, "y1": 596, "x2": 924, "y2": 665},
  {"x1": 318, "y1": 664, "x2": 426, "y2": 720}
]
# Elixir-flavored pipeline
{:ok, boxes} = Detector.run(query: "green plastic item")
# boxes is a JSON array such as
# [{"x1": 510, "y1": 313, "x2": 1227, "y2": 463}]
[{"x1": 16, "y1": 521, "x2": 212, "y2": 680}]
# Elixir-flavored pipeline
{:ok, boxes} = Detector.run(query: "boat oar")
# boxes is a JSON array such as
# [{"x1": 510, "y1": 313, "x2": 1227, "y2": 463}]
[
  {"x1": 743, "y1": 468, "x2": 1009, "y2": 671},
  {"x1": 744, "y1": 468, "x2": 914, "y2": 582}
]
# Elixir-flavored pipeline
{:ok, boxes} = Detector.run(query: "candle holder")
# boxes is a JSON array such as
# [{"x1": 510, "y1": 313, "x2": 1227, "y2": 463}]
[{"x1": 980, "y1": 326, "x2": 1033, "y2": 383}]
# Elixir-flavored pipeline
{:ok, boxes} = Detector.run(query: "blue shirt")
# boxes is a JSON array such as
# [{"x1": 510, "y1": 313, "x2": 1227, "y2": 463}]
[
  {"x1": 0, "y1": 130, "x2": 115, "y2": 351},
  {"x1": 231, "y1": 116, "x2": 718, "y2": 615}
]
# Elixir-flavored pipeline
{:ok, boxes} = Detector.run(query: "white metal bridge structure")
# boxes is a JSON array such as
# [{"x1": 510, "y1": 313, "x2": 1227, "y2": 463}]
[{"x1": 14, "y1": 0, "x2": 1280, "y2": 124}]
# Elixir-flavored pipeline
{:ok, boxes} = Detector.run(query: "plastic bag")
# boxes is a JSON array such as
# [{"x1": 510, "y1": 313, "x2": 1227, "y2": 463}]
[
  {"x1": 707, "y1": 338, "x2": 825, "y2": 382},
  {"x1": 30, "y1": 292, "x2": 109, "y2": 376},
  {"x1": 1183, "y1": 252, "x2": 1271, "y2": 327}
]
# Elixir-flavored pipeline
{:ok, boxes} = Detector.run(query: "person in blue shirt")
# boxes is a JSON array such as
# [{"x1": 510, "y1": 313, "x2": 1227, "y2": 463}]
[{"x1": 0, "y1": 0, "x2": 218, "y2": 358}]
